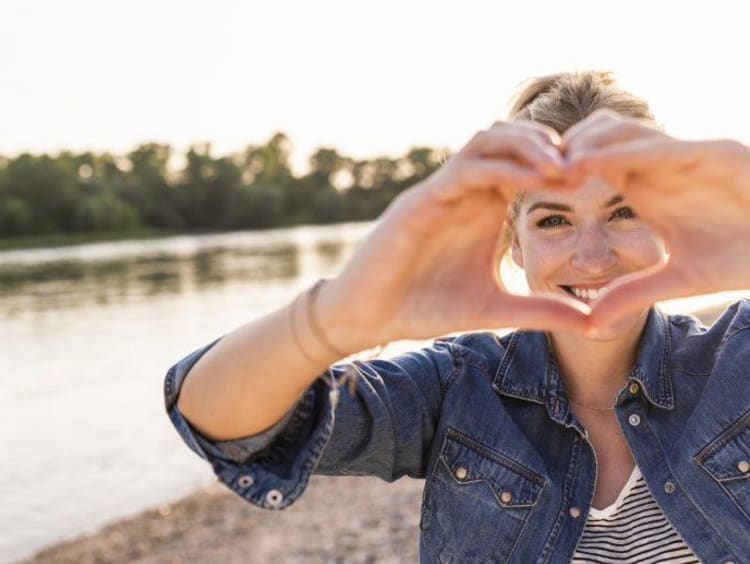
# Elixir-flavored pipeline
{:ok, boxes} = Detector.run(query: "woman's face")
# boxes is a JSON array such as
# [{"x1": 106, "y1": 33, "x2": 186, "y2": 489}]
[{"x1": 511, "y1": 177, "x2": 667, "y2": 334}]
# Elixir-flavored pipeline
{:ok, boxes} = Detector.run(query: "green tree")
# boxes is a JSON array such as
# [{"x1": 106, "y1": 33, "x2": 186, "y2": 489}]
[
  {"x1": 223, "y1": 185, "x2": 285, "y2": 229},
  {"x1": 0, "y1": 196, "x2": 33, "y2": 235},
  {"x1": 0, "y1": 135, "x2": 448, "y2": 243},
  {"x1": 177, "y1": 144, "x2": 242, "y2": 229},
  {"x1": 73, "y1": 193, "x2": 140, "y2": 232},
  {"x1": 122, "y1": 143, "x2": 177, "y2": 228},
  {"x1": 4, "y1": 153, "x2": 80, "y2": 233},
  {"x1": 242, "y1": 132, "x2": 295, "y2": 187}
]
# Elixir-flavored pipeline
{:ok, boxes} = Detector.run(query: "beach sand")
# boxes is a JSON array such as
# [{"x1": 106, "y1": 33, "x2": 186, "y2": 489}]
[
  {"x1": 23, "y1": 303, "x2": 732, "y2": 564},
  {"x1": 26, "y1": 475, "x2": 424, "y2": 564}
]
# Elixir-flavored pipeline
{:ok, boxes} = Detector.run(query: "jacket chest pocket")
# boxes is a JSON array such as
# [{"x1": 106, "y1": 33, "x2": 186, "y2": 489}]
[
  {"x1": 420, "y1": 427, "x2": 546, "y2": 564},
  {"x1": 695, "y1": 408, "x2": 750, "y2": 521}
]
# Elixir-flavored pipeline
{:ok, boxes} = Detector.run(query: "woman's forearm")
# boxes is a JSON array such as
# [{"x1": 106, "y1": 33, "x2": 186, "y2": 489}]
[{"x1": 175, "y1": 281, "x2": 376, "y2": 441}]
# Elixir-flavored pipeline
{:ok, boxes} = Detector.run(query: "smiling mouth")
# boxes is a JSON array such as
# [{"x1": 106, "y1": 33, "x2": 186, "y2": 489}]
[{"x1": 559, "y1": 284, "x2": 608, "y2": 302}]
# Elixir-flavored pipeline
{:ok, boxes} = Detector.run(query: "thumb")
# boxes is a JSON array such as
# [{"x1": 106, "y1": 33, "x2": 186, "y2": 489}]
[
  {"x1": 588, "y1": 261, "x2": 687, "y2": 332},
  {"x1": 482, "y1": 291, "x2": 591, "y2": 334}
]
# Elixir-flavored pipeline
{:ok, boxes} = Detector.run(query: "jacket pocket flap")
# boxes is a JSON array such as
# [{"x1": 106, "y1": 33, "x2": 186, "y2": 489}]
[
  {"x1": 439, "y1": 428, "x2": 545, "y2": 508},
  {"x1": 695, "y1": 410, "x2": 750, "y2": 483}
]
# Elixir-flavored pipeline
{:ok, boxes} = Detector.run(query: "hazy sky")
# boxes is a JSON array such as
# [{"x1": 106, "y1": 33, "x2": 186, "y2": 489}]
[{"x1": 3, "y1": 0, "x2": 749, "y2": 173}]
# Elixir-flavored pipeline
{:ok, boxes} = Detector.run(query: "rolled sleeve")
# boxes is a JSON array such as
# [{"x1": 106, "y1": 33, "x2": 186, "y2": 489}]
[
  {"x1": 163, "y1": 336, "x2": 304, "y2": 463},
  {"x1": 164, "y1": 336, "x2": 458, "y2": 511}
]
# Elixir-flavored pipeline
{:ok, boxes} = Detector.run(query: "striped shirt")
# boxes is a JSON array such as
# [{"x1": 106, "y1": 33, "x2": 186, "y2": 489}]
[{"x1": 571, "y1": 465, "x2": 701, "y2": 563}]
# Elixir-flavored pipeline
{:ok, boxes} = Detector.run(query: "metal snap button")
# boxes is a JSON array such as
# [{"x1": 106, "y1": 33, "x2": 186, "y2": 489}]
[
  {"x1": 569, "y1": 506, "x2": 581, "y2": 518},
  {"x1": 500, "y1": 491, "x2": 512, "y2": 504},
  {"x1": 664, "y1": 481, "x2": 676, "y2": 494},
  {"x1": 628, "y1": 414, "x2": 641, "y2": 427},
  {"x1": 737, "y1": 460, "x2": 750, "y2": 473},
  {"x1": 628, "y1": 382, "x2": 640, "y2": 394},
  {"x1": 237, "y1": 475, "x2": 254, "y2": 488},
  {"x1": 455, "y1": 466, "x2": 468, "y2": 480},
  {"x1": 266, "y1": 489, "x2": 284, "y2": 507}
]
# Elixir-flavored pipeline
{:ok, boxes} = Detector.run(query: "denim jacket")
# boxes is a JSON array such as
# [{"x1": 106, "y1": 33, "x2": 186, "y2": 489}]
[{"x1": 164, "y1": 300, "x2": 750, "y2": 563}]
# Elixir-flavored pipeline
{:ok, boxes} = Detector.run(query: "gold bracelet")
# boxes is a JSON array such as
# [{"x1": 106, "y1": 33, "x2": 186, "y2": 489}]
[{"x1": 306, "y1": 279, "x2": 348, "y2": 359}]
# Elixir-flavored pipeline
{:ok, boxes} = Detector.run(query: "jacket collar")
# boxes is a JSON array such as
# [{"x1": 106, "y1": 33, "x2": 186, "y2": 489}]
[{"x1": 492, "y1": 306, "x2": 674, "y2": 429}]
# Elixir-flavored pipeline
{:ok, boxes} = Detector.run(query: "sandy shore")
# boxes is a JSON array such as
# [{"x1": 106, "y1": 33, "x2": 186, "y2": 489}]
[
  {"x1": 26, "y1": 475, "x2": 424, "y2": 564},
  {"x1": 23, "y1": 303, "x2": 735, "y2": 564}
]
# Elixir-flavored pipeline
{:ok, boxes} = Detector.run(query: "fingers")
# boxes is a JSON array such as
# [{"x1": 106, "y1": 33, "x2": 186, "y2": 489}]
[
  {"x1": 563, "y1": 120, "x2": 664, "y2": 164},
  {"x1": 498, "y1": 119, "x2": 563, "y2": 147},
  {"x1": 560, "y1": 108, "x2": 639, "y2": 146},
  {"x1": 460, "y1": 125, "x2": 566, "y2": 177},
  {"x1": 560, "y1": 109, "x2": 664, "y2": 179},
  {"x1": 430, "y1": 158, "x2": 551, "y2": 204},
  {"x1": 587, "y1": 262, "x2": 689, "y2": 333},
  {"x1": 482, "y1": 291, "x2": 592, "y2": 334},
  {"x1": 567, "y1": 137, "x2": 696, "y2": 188}
]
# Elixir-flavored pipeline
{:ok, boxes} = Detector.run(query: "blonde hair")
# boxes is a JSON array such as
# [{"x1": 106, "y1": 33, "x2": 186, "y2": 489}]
[
  {"x1": 498, "y1": 71, "x2": 660, "y2": 277},
  {"x1": 508, "y1": 70, "x2": 657, "y2": 133}
]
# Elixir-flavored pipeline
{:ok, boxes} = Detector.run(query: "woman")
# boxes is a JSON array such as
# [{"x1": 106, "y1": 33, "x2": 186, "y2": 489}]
[{"x1": 164, "y1": 71, "x2": 750, "y2": 563}]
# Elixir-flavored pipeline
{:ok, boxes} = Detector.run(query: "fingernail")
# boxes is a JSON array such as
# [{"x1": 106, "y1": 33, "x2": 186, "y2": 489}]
[{"x1": 544, "y1": 149, "x2": 566, "y2": 167}]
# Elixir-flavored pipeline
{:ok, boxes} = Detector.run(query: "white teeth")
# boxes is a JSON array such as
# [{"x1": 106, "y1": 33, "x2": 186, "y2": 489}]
[{"x1": 570, "y1": 287, "x2": 601, "y2": 300}]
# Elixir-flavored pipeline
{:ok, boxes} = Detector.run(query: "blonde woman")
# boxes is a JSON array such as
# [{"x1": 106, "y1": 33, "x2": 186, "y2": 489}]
[{"x1": 165, "y1": 71, "x2": 750, "y2": 563}]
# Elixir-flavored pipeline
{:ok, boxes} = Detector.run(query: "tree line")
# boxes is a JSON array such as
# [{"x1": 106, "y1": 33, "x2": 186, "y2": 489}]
[{"x1": 0, "y1": 132, "x2": 447, "y2": 238}]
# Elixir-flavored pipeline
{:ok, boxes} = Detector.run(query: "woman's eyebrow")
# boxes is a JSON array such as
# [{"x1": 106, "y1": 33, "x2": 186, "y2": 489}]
[{"x1": 526, "y1": 194, "x2": 625, "y2": 215}]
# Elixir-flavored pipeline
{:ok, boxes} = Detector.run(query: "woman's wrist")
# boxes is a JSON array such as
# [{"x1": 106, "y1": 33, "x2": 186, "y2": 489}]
[{"x1": 312, "y1": 277, "x2": 387, "y2": 357}]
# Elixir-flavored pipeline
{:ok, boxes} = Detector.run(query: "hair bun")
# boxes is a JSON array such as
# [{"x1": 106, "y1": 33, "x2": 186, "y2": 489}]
[
  {"x1": 504, "y1": 70, "x2": 657, "y2": 134},
  {"x1": 508, "y1": 73, "x2": 566, "y2": 118},
  {"x1": 508, "y1": 70, "x2": 618, "y2": 119}
]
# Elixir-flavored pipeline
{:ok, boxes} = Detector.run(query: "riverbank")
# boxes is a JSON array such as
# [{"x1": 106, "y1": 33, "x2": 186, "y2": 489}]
[
  {"x1": 20, "y1": 302, "x2": 736, "y2": 564},
  {"x1": 24, "y1": 475, "x2": 424, "y2": 564}
]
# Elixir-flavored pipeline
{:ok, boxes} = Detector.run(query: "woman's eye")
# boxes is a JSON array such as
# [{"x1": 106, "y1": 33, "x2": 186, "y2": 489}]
[
  {"x1": 609, "y1": 206, "x2": 636, "y2": 220},
  {"x1": 536, "y1": 215, "x2": 570, "y2": 229}
]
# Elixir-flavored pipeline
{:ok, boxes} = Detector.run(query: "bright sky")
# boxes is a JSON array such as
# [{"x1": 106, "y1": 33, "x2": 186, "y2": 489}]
[{"x1": 3, "y1": 0, "x2": 749, "y2": 174}]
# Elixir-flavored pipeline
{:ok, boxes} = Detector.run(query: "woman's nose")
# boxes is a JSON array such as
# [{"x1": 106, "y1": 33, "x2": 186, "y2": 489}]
[{"x1": 571, "y1": 225, "x2": 617, "y2": 275}]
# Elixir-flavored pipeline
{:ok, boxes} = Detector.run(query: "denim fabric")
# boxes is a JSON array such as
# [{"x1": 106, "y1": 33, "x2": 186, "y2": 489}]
[{"x1": 164, "y1": 300, "x2": 750, "y2": 563}]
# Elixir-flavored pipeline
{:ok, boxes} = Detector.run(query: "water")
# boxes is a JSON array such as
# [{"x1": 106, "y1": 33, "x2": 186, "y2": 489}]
[
  {"x1": 1, "y1": 223, "x2": 745, "y2": 563},
  {"x1": 1, "y1": 223, "x2": 377, "y2": 564}
]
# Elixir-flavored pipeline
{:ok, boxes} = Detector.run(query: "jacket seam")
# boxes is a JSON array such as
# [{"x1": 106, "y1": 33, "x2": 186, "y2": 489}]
[
  {"x1": 420, "y1": 525, "x2": 444, "y2": 563},
  {"x1": 722, "y1": 324, "x2": 750, "y2": 345},
  {"x1": 672, "y1": 366, "x2": 712, "y2": 377},
  {"x1": 540, "y1": 432, "x2": 582, "y2": 563},
  {"x1": 436, "y1": 341, "x2": 460, "y2": 396}
]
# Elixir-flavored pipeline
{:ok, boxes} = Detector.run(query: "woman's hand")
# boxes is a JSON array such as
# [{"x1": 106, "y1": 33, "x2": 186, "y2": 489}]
[
  {"x1": 317, "y1": 121, "x2": 591, "y2": 351},
  {"x1": 562, "y1": 109, "x2": 750, "y2": 331}
]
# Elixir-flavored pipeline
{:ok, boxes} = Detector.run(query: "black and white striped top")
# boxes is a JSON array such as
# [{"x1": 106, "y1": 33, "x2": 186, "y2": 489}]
[{"x1": 571, "y1": 465, "x2": 701, "y2": 563}]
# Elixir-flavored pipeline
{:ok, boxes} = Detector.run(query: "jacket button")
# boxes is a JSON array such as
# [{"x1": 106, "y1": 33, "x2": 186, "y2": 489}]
[
  {"x1": 237, "y1": 474, "x2": 254, "y2": 488},
  {"x1": 455, "y1": 467, "x2": 468, "y2": 480},
  {"x1": 737, "y1": 460, "x2": 750, "y2": 473},
  {"x1": 266, "y1": 489, "x2": 284, "y2": 507},
  {"x1": 664, "y1": 481, "x2": 676, "y2": 494},
  {"x1": 628, "y1": 382, "x2": 640, "y2": 394},
  {"x1": 569, "y1": 506, "x2": 581, "y2": 518},
  {"x1": 500, "y1": 491, "x2": 512, "y2": 504},
  {"x1": 628, "y1": 414, "x2": 641, "y2": 426}
]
